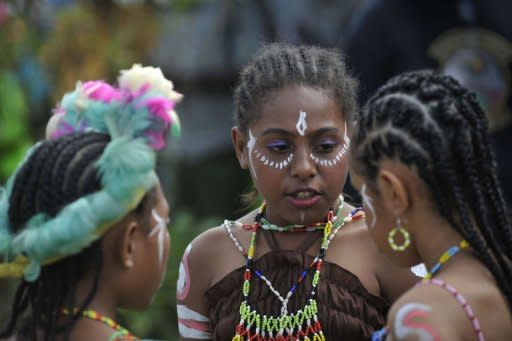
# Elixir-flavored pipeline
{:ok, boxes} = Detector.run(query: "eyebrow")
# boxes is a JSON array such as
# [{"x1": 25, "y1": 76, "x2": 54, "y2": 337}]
[
  {"x1": 261, "y1": 128, "x2": 293, "y2": 136},
  {"x1": 260, "y1": 127, "x2": 340, "y2": 137}
]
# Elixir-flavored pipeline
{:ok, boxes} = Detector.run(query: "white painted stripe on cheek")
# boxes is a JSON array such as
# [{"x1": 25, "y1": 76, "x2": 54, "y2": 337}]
[
  {"x1": 361, "y1": 184, "x2": 377, "y2": 228},
  {"x1": 150, "y1": 209, "x2": 167, "y2": 264},
  {"x1": 247, "y1": 129, "x2": 258, "y2": 180}
]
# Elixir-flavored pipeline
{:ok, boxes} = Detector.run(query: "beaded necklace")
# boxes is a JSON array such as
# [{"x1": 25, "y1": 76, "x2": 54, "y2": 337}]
[
  {"x1": 424, "y1": 239, "x2": 469, "y2": 279},
  {"x1": 257, "y1": 196, "x2": 345, "y2": 232},
  {"x1": 225, "y1": 199, "x2": 363, "y2": 341},
  {"x1": 372, "y1": 239, "x2": 471, "y2": 341},
  {"x1": 62, "y1": 308, "x2": 136, "y2": 340}
]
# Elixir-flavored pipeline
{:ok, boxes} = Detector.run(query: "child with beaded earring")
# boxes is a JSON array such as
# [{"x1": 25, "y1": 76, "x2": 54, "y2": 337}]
[
  {"x1": 175, "y1": 43, "x2": 418, "y2": 341},
  {"x1": 0, "y1": 64, "x2": 182, "y2": 341},
  {"x1": 349, "y1": 70, "x2": 512, "y2": 340}
]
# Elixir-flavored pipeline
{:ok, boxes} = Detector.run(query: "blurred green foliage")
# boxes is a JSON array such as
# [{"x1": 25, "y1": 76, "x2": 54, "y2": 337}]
[
  {"x1": 0, "y1": 10, "x2": 34, "y2": 182},
  {"x1": 119, "y1": 210, "x2": 220, "y2": 340},
  {"x1": 0, "y1": 71, "x2": 32, "y2": 181}
]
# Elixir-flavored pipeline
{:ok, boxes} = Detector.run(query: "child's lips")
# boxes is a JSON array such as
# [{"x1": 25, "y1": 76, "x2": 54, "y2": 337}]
[{"x1": 286, "y1": 189, "x2": 322, "y2": 208}]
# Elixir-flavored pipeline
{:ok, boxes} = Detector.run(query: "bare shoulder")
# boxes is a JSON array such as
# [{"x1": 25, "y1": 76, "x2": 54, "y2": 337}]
[
  {"x1": 387, "y1": 287, "x2": 461, "y2": 340},
  {"x1": 185, "y1": 225, "x2": 238, "y2": 270},
  {"x1": 183, "y1": 210, "x2": 258, "y2": 287},
  {"x1": 326, "y1": 210, "x2": 378, "y2": 267},
  {"x1": 332, "y1": 205, "x2": 371, "y2": 240},
  {"x1": 388, "y1": 278, "x2": 512, "y2": 340},
  {"x1": 330, "y1": 209, "x2": 380, "y2": 258}
]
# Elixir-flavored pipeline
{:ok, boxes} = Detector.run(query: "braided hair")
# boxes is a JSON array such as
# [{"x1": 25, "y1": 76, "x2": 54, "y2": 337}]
[
  {"x1": 351, "y1": 70, "x2": 512, "y2": 309},
  {"x1": 0, "y1": 132, "x2": 154, "y2": 340},
  {"x1": 233, "y1": 43, "x2": 359, "y2": 133}
]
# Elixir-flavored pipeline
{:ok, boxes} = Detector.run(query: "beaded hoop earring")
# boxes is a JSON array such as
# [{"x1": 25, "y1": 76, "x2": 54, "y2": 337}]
[{"x1": 388, "y1": 216, "x2": 411, "y2": 251}]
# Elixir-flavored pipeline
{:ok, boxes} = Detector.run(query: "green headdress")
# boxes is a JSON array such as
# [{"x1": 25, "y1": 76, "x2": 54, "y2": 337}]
[{"x1": 0, "y1": 64, "x2": 182, "y2": 281}]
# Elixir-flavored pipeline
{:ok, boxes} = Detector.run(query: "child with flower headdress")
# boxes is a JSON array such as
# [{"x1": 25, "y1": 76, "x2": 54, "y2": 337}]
[{"x1": 0, "y1": 64, "x2": 182, "y2": 340}]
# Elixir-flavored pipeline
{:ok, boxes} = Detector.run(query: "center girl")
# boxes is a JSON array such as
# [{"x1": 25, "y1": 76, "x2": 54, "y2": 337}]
[{"x1": 176, "y1": 43, "x2": 416, "y2": 341}]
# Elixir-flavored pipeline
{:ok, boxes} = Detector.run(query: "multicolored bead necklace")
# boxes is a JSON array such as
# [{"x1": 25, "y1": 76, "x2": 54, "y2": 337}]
[
  {"x1": 257, "y1": 196, "x2": 345, "y2": 232},
  {"x1": 372, "y1": 239, "x2": 471, "y2": 341},
  {"x1": 62, "y1": 308, "x2": 136, "y2": 340},
  {"x1": 224, "y1": 199, "x2": 364, "y2": 341},
  {"x1": 424, "y1": 239, "x2": 469, "y2": 279}
]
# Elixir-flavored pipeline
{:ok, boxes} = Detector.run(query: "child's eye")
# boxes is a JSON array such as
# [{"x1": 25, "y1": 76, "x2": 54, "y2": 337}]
[
  {"x1": 313, "y1": 140, "x2": 337, "y2": 153},
  {"x1": 266, "y1": 140, "x2": 291, "y2": 153}
]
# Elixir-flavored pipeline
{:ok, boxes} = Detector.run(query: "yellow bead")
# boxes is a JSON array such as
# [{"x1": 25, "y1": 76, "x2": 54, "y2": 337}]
[{"x1": 439, "y1": 252, "x2": 451, "y2": 263}]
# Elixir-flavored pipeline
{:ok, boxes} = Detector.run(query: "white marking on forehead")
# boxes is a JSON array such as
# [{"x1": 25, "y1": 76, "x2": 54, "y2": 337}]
[
  {"x1": 150, "y1": 209, "x2": 168, "y2": 264},
  {"x1": 296, "y1": 110, "x2": 308, "y2": 136}
]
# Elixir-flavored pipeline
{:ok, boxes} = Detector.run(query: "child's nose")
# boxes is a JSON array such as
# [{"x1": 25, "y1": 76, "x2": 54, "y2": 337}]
[{"x1": 290, "y1": 147, "x2": 316, "y2": 180}]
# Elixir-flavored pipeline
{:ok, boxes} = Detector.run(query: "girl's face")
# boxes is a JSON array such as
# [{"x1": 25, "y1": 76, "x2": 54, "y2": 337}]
[
  {"x1": 349, "y1": 169, "x2": 413, "y2": 266},
  {"x1": 133, "y1": 183, "x2": 171, "y2": 308},
  {"x1": 234, "y1": 85, "x2": 350, "y2": 226}
]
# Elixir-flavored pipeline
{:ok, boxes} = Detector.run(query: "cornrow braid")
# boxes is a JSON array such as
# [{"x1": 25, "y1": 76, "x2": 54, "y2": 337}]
[
  {"x1": 351, "y1": 70, "x2": 512, "y2": 309},
  {"x1": 233, "y1": 43, "x2": 359, "y2": 133},
  {"x1": 1, "y1": 132, "x2": 109, "y2": 340}
]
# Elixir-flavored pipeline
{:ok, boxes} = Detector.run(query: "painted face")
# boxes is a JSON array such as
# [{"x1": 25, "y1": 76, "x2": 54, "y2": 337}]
[
  {"x1": 349, "y1": 172, "x2": 393, "y2": 250},
  {"x1": 245, "y1": 85, "x2": 350, "y2": 226},
  {"x1": 138, "y1": 183, "x2": 171, "y2": 305}
]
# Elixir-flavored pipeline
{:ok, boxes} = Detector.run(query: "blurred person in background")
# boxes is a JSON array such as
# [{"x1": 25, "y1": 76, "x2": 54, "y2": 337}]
[{"x1": 344, "y1": 0, "x2": 512, "y2": 205}]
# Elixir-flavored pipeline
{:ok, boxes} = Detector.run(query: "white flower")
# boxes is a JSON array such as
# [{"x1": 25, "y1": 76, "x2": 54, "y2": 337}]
[
  {"x1": 45, "y1": 112, "x2": 65, "y2": 138},
  {"x1": 118, "y1": 64, "x2": 183, "y2": 102}
]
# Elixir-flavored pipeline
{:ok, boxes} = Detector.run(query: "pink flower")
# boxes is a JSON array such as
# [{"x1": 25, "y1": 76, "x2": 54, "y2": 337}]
[
  {"x1": 82, "y1": 81, "x2": 122, "y2": 103},
  {"x1": 142, "y1": 96, "x2": 178, "y2": 150}
]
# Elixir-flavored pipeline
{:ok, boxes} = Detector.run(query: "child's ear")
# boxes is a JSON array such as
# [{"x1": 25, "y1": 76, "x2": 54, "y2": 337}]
[
  {"x1": 376, "y1": 168, "x2": 410, "y2": 216},
  {"x1": 231, "y1": 126, "x2": 249, "y2": 169},
  {"x1": 120, "y1": 220, "x2": 139, "y2": 269}
]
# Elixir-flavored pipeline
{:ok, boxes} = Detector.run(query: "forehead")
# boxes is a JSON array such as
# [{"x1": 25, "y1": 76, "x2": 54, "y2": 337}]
[
  {"x1": 153, "y1": 182, "x2": 169, "y2": 214},
  {"x1": 256, "y1": 85, "x2": 344, "y2": 130}
]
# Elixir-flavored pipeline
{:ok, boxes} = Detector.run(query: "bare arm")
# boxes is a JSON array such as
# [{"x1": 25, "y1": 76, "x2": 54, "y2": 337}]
[
  {"x1": 387, "y1": 298, "x2": 458, "y2": 341},
  {"x1": 176, "y1": 233, "x2": 215, "y2": 341}
]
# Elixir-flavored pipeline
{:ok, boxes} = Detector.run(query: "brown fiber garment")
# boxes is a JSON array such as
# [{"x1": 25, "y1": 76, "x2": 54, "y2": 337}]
[{"x1": 205, "y1": 232, "x2": 389, "y2": 340}]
